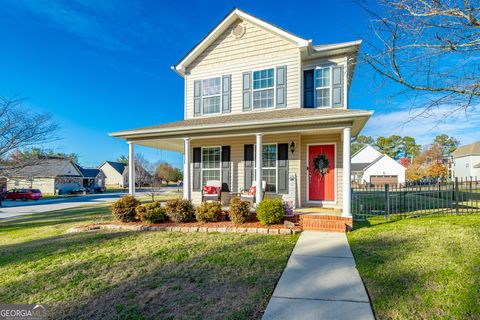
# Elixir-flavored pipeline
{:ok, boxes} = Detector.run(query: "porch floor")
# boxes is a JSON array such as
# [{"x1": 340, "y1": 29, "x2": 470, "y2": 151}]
[{"x1": 293, "y1": 207, "x2": 342, "y2": 216}]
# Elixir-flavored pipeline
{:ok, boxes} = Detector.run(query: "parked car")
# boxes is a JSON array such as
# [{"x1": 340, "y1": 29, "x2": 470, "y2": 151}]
[
  {"x1": 93, "y1": 186, "x2": 105, "y2": 193},
  {"x1": 67, "y1": 187, "x2": 89, "y2": 195},
  {"x1": 4, "y1": 189, "x2": 43, "y2": 201}
]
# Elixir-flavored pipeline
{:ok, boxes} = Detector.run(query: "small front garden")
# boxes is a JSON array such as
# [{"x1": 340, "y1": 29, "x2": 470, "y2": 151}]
[
  {"x1": 348, "y1": 215, "x2": 480, "y2": 319},
  {"x1": 97, "y1": 195, "x2": 298, "y2": 234},
  {"x1": 0, "y1": 201, "x2": 298, "y2": 319}
]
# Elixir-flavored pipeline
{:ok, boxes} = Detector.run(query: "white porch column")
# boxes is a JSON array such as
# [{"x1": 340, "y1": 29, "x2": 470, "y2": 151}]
[
  {"x1": 255, "y1": 133, "x2": 263, "y2": 203},
  {"x1": 342, "y1": 127, "x2": 352, "y2": 217},
  {"x1": 183, "y1": 137, "x2": 191, "y2": 200},
  {"x1": 128, "y1": 142, "x2": 135, "y2": 196}
]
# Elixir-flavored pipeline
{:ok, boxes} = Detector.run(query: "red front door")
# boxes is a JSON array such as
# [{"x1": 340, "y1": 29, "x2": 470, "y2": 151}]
[{"x1": 308, "y1": 144, "x2": 335, "y2": 201}]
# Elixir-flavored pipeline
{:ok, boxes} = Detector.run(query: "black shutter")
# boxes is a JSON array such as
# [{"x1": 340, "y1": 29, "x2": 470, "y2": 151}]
[
  {"x1": 303, "y1": 70, "x2": 314, "y2": 108},
  {"x1": 244, "y1": 144, "x2": 254, "y2": 190},
  {"x1": 278, "y1": 143, "x2": 289, "y2": 194},
  {"x1": 192, "y1": 147, "x2": 201, "y2": 191},
  {"x1": 221, "y1": 146, "x2": 231, "y2": 192}
]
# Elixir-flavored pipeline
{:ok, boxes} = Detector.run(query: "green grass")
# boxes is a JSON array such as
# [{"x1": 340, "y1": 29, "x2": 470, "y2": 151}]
[
  {"x1": 348, "y1": 215, "x2": 480, "y2": 319},
  {"x1": 0, "y1": 203, "x2": 297, "y2": 319}
]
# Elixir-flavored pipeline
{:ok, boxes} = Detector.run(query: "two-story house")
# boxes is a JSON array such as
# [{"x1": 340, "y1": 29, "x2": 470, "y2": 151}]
[{"x1": 111, "y1": 8, "x2": 372, "y2": 219}]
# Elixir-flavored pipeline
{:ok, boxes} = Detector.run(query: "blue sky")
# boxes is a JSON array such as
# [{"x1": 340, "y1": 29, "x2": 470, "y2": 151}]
[{"x1": 1, "y1": 0, "x2": 478, "y2": 168}]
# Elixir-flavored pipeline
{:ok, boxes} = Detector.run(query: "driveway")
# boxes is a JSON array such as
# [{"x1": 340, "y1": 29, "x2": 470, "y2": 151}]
[
  {"x1": 0, "y1": 188, "x2": 177, "y2": 219},
  {"x1": 263, "y1": 231, "x2": 374, "y2": 320}
]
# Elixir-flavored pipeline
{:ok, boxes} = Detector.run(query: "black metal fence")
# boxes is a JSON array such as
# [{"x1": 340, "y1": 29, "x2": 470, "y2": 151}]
[{"x1": 352, "y1": 177, "x2": 480, "y2": 220}]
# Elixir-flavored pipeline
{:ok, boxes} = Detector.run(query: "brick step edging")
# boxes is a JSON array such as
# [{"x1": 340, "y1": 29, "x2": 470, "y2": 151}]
[{"x1": 66, "y1": 224, "x2": 301, "y2": 235}]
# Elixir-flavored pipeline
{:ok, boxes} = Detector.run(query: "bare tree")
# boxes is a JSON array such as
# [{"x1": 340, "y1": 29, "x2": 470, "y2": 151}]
[
  {"x1": 0, "y1": 97, "x2": 59, "y2": 170},
  {"x1": 360, "y1": 0, "x2": 480, "y2": 117}
]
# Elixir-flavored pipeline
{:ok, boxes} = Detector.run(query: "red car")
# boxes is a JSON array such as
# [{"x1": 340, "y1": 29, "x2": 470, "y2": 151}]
[{"x1": 4, "y1": 188, "x2": 43, "y2": 201}]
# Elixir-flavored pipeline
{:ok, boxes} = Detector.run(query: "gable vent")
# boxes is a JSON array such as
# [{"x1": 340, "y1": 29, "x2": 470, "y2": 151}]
[{"x1": 232, "y1": 24, "x2": 246, "y2": 38}]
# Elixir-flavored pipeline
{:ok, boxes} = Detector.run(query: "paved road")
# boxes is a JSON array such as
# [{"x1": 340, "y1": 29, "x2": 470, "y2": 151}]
[
  {"x1": 0, "y1": 188, "x2": 178, "y2": 220},
  {"x1": 263, "y1": 231, "x2": 374, "y2": 320}
]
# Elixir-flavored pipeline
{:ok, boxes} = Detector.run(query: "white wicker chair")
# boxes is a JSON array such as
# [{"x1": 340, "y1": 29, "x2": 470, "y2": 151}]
[
  {"x1": 240, "y1": 180, "x2": 266, "y2": 204},
  {"x1": 201, "y1": 180, "x2": 222, "y2": 202}
]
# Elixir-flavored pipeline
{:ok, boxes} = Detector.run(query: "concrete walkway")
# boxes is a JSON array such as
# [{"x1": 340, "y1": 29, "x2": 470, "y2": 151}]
[{"x1": 263, "y1": 231, "x2": 374, "y2": 320}]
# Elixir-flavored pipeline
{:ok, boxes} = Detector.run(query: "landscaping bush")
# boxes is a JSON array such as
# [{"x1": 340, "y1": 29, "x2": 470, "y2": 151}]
[
  {"x1": 165, "y1": 198, "x2": 195, "y2": 223},
  {"x1": 195, "y1": 201, "x2": 223, "y2": 222},
  {"x1": 136, "y1": 201, "x2": 166, "y2": 224},
  {"x1": 229, "y1": 197, "x2": 251, "y2": 224},
  {"x1": 256, "y1": 197, "x2": 285, "y2": 225},
  {"x1": 112, "y1": 195, "x2": 141, "y2": 222}
]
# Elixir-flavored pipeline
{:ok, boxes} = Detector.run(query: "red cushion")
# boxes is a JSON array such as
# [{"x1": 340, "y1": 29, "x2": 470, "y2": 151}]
[
  {"x1": 248, "y1": 186, "x2": 256, "y2": 196},
  {"x1": 203, "y1": 186, "x2": 218, "y2": 194}
]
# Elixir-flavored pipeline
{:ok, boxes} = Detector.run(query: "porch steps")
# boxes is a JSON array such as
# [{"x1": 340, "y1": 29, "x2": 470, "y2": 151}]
[{"x1": 286, "y1": 213, "x2": 353, "y2": 232}]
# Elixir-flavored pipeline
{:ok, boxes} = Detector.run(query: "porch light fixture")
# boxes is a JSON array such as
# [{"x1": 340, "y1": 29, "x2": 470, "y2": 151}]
[{"x1": 290, "y1": 141, "x2": 296, "y2": 154}]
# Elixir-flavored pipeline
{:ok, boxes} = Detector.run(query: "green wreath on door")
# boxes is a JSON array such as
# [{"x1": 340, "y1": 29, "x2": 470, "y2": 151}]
[{"x1": 313, "y1": 153, "x2": 330, "y2": 177}]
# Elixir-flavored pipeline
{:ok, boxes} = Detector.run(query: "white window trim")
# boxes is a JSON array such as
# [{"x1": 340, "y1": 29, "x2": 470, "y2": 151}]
[
  {"x1": 252, "y1": 67, "x2": 276, "y2": 110},
  {"x1": 200, "y1": 146, "x2": 222, "y2": 187},
  {"x1": 254, "y1": 143, "x2": 278, "y2": 194},
  {"x1": 314, "y1": 65, "x2": 333, "y2": 108},
  {"x1": 201, "y1": 76, "x2": 223, "y2": 116}
]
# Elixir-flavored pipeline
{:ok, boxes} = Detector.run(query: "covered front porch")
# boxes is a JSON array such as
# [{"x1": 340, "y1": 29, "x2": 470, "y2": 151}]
[{"x1": 110, "y1": 108, "x2": 373, "y2": 220}]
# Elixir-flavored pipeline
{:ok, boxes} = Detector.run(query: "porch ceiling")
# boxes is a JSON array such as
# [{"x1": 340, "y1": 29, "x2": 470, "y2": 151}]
[{"x1": 110, "y1": 108, "x2": 373, "y2": 150}]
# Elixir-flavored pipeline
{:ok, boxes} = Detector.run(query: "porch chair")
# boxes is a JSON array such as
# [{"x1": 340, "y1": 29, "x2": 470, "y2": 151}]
[
  {"x1": 240, "y1": 180, "x2": 266, "y2": 204},
  {"x1": 201, "y1": 180, "x2": 222, "y2": 202}
]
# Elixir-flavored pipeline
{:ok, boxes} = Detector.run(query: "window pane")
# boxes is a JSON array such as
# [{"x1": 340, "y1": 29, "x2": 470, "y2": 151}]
[
  {"x1": 202, "y1": 147, "x2": 221, "y2": 169},
  {"x1": 315, "y1": 68, "x2": 330, "y2": 88},
  {"x1": 202, "y1": 77, "x2": 221, "y2": 96},
  {"x1": 316, "y1": 88, "x2": 330, "y2": 107},
  {"x1": 262, "y1": 145, "x2": 277, "y2": 168},
  {"x1": 202, "y1": 170, "x2": 220, "y2": 186},
  {"x1": 203, "y1": 96, "x2": 221, "y2": 114},
  {"x1": 253, "y1": 89, "x2": 274, "y2": 109},
  {"x1": 263, "y1": 169, "x2": 276, "y2": 192},
  {"x1": 253, "y1": 68, "x2": 274, "y2": 89}
]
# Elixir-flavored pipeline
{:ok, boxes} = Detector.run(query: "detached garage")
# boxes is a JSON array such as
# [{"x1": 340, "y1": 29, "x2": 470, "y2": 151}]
[{"x1": 351, "y1": 145, "x2": 406, "y2": 186}]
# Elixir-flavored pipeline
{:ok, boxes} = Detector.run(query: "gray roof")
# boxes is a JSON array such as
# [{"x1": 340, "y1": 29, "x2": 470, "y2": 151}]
[
  {"x1": 111, "y1": 108, "x2": 372, "y2": 137},
  {"x1": 351, "y1": 163, "x2": 371, "y2": 171},
  {"x1": 8, "y1": 159, "x2": 82, "y2": 178},
  {"x1": 104, "y1": 161, "x2": 126, "y2": 175},
  {"x1": 452, "y1": 141, "x2": 480, "y2": 158},
  {"x1": 78, "y1": 167, "x2": 101, "y2": 178}
]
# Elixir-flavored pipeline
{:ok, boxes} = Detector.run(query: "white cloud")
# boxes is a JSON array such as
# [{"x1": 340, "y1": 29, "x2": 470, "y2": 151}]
[{"x1": 363, "y1": 105, "x2": 480, "y2": 145}]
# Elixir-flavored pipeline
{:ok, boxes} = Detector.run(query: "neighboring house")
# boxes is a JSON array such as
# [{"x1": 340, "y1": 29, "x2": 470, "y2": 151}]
[
  {"x1": 78, "y1": 167, "x2": 106, "y2": 189},
  {"x1": 99, "y1": 161, "x2": 127, "y2": 187},
  {"x1": 452, "y1": 141, "x2": 480, "y2": 179},
  {"x1": 110, "y1": 8, "x2": 373, "y2": 216},
  {"x1": 351, "y1": 144, "x2": 406, "y2": 186},
  {"x1": 6, "y1": 159, "x2": 83, "y2": 194}
]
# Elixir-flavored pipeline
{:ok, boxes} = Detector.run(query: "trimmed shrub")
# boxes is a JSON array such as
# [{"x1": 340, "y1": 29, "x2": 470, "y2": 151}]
[
  {"x1": 112, "y1": 195, "x2": 140, "y2": 222},
  {"x1": 229, "y1": 197, "x2": 251, "y2": 224},
  {"x1": 136, "y1": 201, "x2": 166, "y2": 224},
  {"x1": 256, "y1": 197, "x2": 285, "y2": 225},
  {"x1": 195, "y1": 201, "x2": 222, "y2": 222},
  {"x1": 165, "y1": 198, "x2": 195, "y2": 223}
]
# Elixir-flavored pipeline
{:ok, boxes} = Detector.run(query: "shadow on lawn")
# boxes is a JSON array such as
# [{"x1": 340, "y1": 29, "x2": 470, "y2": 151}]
[
  {"x1": 0, "y1": 205, "x2": 111, "y2": 232},
  {"x1": 349, "y1": 222, "x2": 480, "y2": 319},
  {"x1": 1, "y1": 232, "x2": 295, "y2": 320}
]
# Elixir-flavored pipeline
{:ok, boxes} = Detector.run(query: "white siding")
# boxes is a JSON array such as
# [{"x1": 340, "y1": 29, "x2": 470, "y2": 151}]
[
  {"x1": 453, "y1": 155, "x2": 480, "y2": 179},
  {"x1": 362, "y1": 156, "x2": 406, "y2": 184},
  {"x1": 100, "y1": 163, "x2": 126, "y2": 187},
  {"x1": 351, "y1": 145, "x2": 383, "y2": 163}
]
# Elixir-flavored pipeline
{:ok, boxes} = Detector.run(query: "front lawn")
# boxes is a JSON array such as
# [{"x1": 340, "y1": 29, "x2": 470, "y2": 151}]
[
  {"x1": 0, "y1": 204, "x2": 298, "y2": 319},
  {"x1": 348, "y1": 215, "x2": 480, "y2": 319}
]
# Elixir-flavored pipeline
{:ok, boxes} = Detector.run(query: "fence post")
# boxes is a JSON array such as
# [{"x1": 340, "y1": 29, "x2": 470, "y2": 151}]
[
  {"x1": 385, "y1": 184, "x2": 390, "y2": 220},
  {"x1": 454, "y1": 177, "x2": 459, "y2": 215}
]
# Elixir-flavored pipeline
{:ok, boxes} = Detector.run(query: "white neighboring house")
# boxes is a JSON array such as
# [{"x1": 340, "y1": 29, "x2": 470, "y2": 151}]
[
  {"x1": 99, "y1": 161, "x2": 127, "y2": 187},
  {"x1": 452, "y1": 141, "x2": 480, "y2": 179},
  {"x1": 351, "y1": 144, "x2": 406, "y2": 186}
]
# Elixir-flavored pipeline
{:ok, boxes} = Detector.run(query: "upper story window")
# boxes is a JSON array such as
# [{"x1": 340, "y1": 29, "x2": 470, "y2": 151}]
[
  {"x1": 253, "y1": 68, "x2": 274, "y2": 109},
  {"x1": 202, "y1": 77, "x2": 221, "y2": 114},
  {"x1": 315, "y1": 67, "x2": 330, "y2": 108}
]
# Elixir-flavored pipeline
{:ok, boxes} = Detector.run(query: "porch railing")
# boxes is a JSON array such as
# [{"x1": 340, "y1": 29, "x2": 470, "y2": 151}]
[{"x1": 352, "y1": 177, "x2": 480, "y2": 221}]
